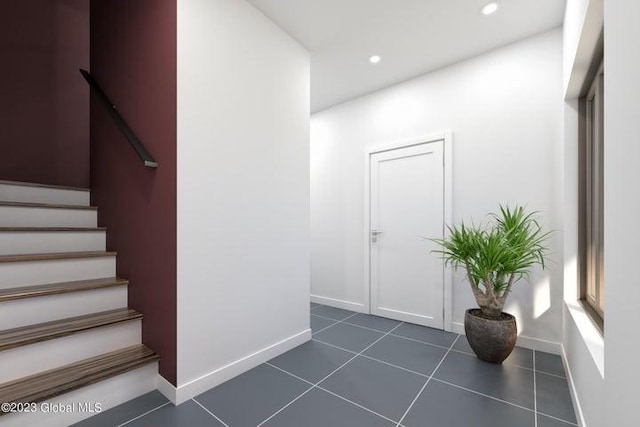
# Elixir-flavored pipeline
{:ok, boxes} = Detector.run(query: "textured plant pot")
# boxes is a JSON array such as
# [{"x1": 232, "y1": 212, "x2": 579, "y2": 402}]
[{"x1": 464, "y1": 308, "x2": 517, "y2": 364}]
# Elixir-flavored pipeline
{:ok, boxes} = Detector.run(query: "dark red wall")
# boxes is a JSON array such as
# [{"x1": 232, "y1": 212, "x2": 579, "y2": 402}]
[
  {"x1": 0, "y1": 0, "x2": 90, "y2": 188},
  {"x1": 90, "y1": 0, "x2": 177, "y2": 385}
]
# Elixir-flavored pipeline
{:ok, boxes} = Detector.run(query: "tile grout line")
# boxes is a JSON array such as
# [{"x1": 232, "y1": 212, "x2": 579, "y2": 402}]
[
  {"x1": 537, "y1": 413, "x2": 580, "y2": 426},
  {"x1": 192, "y1": 397, "x2": 230, "y2": 427},
  {"x1": 311, "y1": 313, "x2": 355, "y2": 322},
  {"x1": 313, "y1": 329, "x2": 577, "y2": 425},
  {"x1": 395, "y1": 334, "x2": 461, "y2": 427},
  {"x1": 256, "y1": 321, "x2": 406, "y2": 427},
  {"x1": 310, "y1": 313, "x2": 337, "y2": 321},
  {"x1": 431, "y1": 377, "x2": 535, "y2": 414},
  {"x1": 311, "y1": 337, "x2": 432, "y2": 379},
  {"x1": 265, "y1": 362, "x2": 315, "y2": 386},
  {"x1": 385, "y1": 331, "x2": 564, "y2": 378},
  {"x1": 266, "y1": 361, "x2": 400, "y2": 426},
  {"x1": 314, "y1": 307, "x2": 565, "y2": 377},
  {"x1": 312, "y1": 336, "x2": 558, "y2": 393},
  {"x1": 313, "y1": 313, "x2": 407, "y2": 337},
  {"x1": 533, "y1": 350, "x2": 538, "y2": 427},
  {"x1": 312, "y1": 334, "x2": 575, "y2": 424},
  {"x1": 315, "y1": 385, "x2": 403, "y2": 426},
  {"x1": 317, "y1": 316, "x2": 511, "y2": 365},
  {"x1": 310, "y1": 337, "x2": 359, "y2": 355},
  {"x1": 117, "y1": 402, "x2": 171, "y2": 427},
  {"x1": 389, "y1": 332, "x2": 464, "y2": 351},
  {"x1": 312, "y1": 312, "x2": 360, "y2": 336},
  {"x1": 430, "y1": 377, "x2": 577, "y2": 426},
  {"x1": 535, "y1": 369, "x2": 567, "y2": 380}
]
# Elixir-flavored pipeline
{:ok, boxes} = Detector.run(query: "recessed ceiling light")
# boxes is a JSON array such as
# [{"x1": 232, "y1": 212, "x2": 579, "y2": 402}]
[
  {"x1": 369, "y1": 55, "x2": 382, "y2": 64},
  {"x1": 481, "y1": 1, "x2": 499, "y2": 15}
]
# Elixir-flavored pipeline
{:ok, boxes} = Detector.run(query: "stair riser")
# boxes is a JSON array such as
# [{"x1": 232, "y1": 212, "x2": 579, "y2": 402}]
[
  {"x1": 0, "y1": 287, "x2": 127, "y2": 330},
  {"x1": 0, "y1": 184, "x2": 89, "y2": 207},
  {"x1": 0, "y1": 206, "x2": 97, "y2": 227},
  {"x1": 1, "y1": 362, "x2": 158, "y2": 427},
  {"x1": 0, "y1": 320, "x2": 141, "y2": 384},
  {"x1": 0, "y1": 258, "x2": 116, "y2": 289},
  {"x1": 0, "y1": 232, "x2": 106, "y2": 255}
]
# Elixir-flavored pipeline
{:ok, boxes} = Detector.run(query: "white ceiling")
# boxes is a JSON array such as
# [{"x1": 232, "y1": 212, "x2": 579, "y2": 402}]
[{"x1": 246, "y1": 0, "x2": 566, "y2": 112}]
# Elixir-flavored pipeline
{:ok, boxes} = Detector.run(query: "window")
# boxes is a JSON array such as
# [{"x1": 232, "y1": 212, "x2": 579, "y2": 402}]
[{"x1": 580, "y1": 61, "x2": 604, "y2": 331}]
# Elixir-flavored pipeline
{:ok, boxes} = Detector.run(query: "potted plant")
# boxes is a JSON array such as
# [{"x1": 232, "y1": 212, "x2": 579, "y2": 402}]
[{"x1": 431, "y1": 205, "x2": 551, "y2": 363}]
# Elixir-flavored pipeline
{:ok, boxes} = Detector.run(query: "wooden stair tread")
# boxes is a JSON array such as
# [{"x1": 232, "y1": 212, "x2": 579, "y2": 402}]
[
  {"x1": 0, "y1": 251, "x2": 116, "y2": 263},
  {"x1": 0, "y1": 308, "x2": 142, "y2": 352},
  {"x1": 0, "y1": 345, "x2": 158, "y2": 405},
  {"x1": 0, "y1": 227, "x2": 106, "y2": 232},
  {"x1": 0, "y1": 201, "x2": 97, "y2": 210},
  {"x1": 0, "y1": 180, "x2": 90, "y2": 192},
  {"x1": 0, "y1": 278, "x2": 128, "y2": 302}
]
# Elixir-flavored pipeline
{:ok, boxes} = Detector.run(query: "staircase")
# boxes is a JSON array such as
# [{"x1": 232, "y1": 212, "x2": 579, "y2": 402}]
[{"x1": 0, "y1": 180, "x2": 159, "y2": 427}]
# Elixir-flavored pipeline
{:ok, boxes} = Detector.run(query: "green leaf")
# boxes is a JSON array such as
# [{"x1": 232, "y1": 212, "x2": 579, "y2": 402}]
[{"x1": 429, "y1": 205, "x2": 551, "y2": 304}]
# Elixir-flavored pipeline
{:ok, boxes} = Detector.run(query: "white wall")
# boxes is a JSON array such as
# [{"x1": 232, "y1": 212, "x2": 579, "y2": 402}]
[
  {"x1": 176, "y1": 0, "x2": 310, "y2": 401},
  {"x1": 563, "y1": 0, "x2": 603, "y2": 99},
  {"x1": 603, "y1": 1, "x2": 640, "y2": 426},
  {"x1": 311, "y1": 30, "x2": 564, "y2": 348},
  {"x1": 563, "y1": 0, "x2": 589, "y2": 84},
  {"x1": 562, "y1": 1, "x2": 605, "y2": 426}
]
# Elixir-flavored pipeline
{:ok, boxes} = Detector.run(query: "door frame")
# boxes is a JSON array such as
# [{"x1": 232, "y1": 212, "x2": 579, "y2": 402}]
[{"x1": 363, "y1": 132, "x2": 453, "y2": 332}]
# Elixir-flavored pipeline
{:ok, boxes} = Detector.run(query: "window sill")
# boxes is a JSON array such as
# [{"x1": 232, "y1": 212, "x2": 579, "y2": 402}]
[{"x1": 565, "y1": 300, "x2": 605, "y2": 378}]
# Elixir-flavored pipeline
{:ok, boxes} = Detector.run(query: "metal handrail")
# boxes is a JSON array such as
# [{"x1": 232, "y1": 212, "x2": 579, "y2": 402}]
[{"x1": 80, "y1": 69, "x2": 158, "y2": 168}]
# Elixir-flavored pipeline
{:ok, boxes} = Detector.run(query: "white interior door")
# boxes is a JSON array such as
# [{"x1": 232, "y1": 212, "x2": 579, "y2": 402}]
[{"x1": 369, "y1": 141, "x2": 445, "y2": 328}]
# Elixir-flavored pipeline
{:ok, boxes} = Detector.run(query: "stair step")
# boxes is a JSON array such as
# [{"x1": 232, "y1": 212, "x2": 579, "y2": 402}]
[
  {"x1": 0, "y1": 278, "x2": 128, "y2": 302},
  {"x1": 0, "y1": 227, "x2": 106, "y2": 232},
  {"x1": 0, "y1": 251, "x2": 116, "y2": 263},
  {"x1": 0, "y1": 253, "x2": 116, "y2": 289},
  {"x1": 0, "y1": 201, "x2": 97, "y2": 211},
  {"x1": 0, "y1": 180, "x2": 90, "y2": 206},
  {"x1": 0, "y1": 344, "x2": 157, "y2": 407},
  {"x1": 0, "y1": 203, "x2": 98, "y2": 227},
  {"x1": 0, "y1": 180, "x2": 89, "y2": 192},
  {"x1": 0, "y1": 229, "x2": 107, "y2": 256},
  {"x1": 0, "y1": 308, "x2": 142, "y2": 352}
]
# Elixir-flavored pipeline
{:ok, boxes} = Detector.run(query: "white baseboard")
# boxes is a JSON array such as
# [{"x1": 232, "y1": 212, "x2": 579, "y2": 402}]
[
  {"x1": 310, "y1": 294, "x2": 365, "y2": 312},
  {"x1": 451, "y1": 322, "x2": 562, "y2": 355},
  {"x1": 157, "y1": 374, "x2": 177, "y2": 404},
  {"x1": 561, "y1": 344, "x2": 586, "y2": 427},
  {"x1": 158, "y1": 329, "x2": 311, "y2": 405}
]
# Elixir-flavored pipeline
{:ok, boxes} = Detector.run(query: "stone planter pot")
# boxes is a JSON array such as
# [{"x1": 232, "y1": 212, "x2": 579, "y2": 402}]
[{"x1": 464, "y1": 308, "x2": 517, "y2": 364}]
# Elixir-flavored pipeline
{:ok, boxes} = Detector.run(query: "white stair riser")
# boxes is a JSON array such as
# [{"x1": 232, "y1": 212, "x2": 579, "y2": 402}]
[
  {"x1": 1, "y1": 363, "x2": 158, "y2": 427},
  {"x1": 1, "y1": 286, "x2": 127, "y2": 330},
  {"x1": 0, "y1": 206, "x2": 97, "y2": 227},
  {"x1": 0, "y1": 320, "x2": 141, "y2": 384},
  {"x1": 0, "y1": 231, "x2": 106, "y2": 255},
  {"x1": 0, "y1": 257, "x2": 116, "y2": 289},
  {"x1": 0, "y1": 184, "x2": 89, "y2": 206}
]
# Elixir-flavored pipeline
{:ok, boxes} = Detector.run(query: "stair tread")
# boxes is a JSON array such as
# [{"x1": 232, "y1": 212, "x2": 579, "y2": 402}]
[
  {"x1": 0, "y1": 278, "x2": 128, "y2": 302},
  {"x1": 0, "y1": 180, "x2": 90, "y2": 192},
  {"x1": 0, "y1": 227, "x2": 106, "y2": 232},
  {"x1": 0, "y1": 201, "x2": 97, "y2": 210},
  {"x1": 0, "y1": 344, "x2": 158, "y2": 405},
  {"x1": 0, "y1": 308, "x2": 142, "y2": 352},
  {"x1": 0, "y1": 251, "x2": 116, "y2": 262}
]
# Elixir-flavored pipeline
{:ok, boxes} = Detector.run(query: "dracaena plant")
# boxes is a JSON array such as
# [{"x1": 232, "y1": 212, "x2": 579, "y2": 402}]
[{"x1": 431, "y1": 205, "x2": 551, "y2": 319}]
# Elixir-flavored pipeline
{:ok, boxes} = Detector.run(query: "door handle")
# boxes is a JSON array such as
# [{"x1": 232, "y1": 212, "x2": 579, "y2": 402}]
[{"x1": 371, "y1": 230, "x2": 383, "y2": 242}]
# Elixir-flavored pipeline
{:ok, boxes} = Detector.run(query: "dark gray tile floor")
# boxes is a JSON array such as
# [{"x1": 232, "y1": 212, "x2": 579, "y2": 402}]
[{"x1": 76, "y1": 303, "x2": 578, "y2": 426}]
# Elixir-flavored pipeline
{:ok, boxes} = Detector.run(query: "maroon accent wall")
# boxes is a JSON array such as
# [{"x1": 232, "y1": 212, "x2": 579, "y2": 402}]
[
  {"x1": 0, "y1": 0, "x2": 90, "y2": 188},
  {"x1": 90, "y1": 0, "x2": 177, "y2": 385}
]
